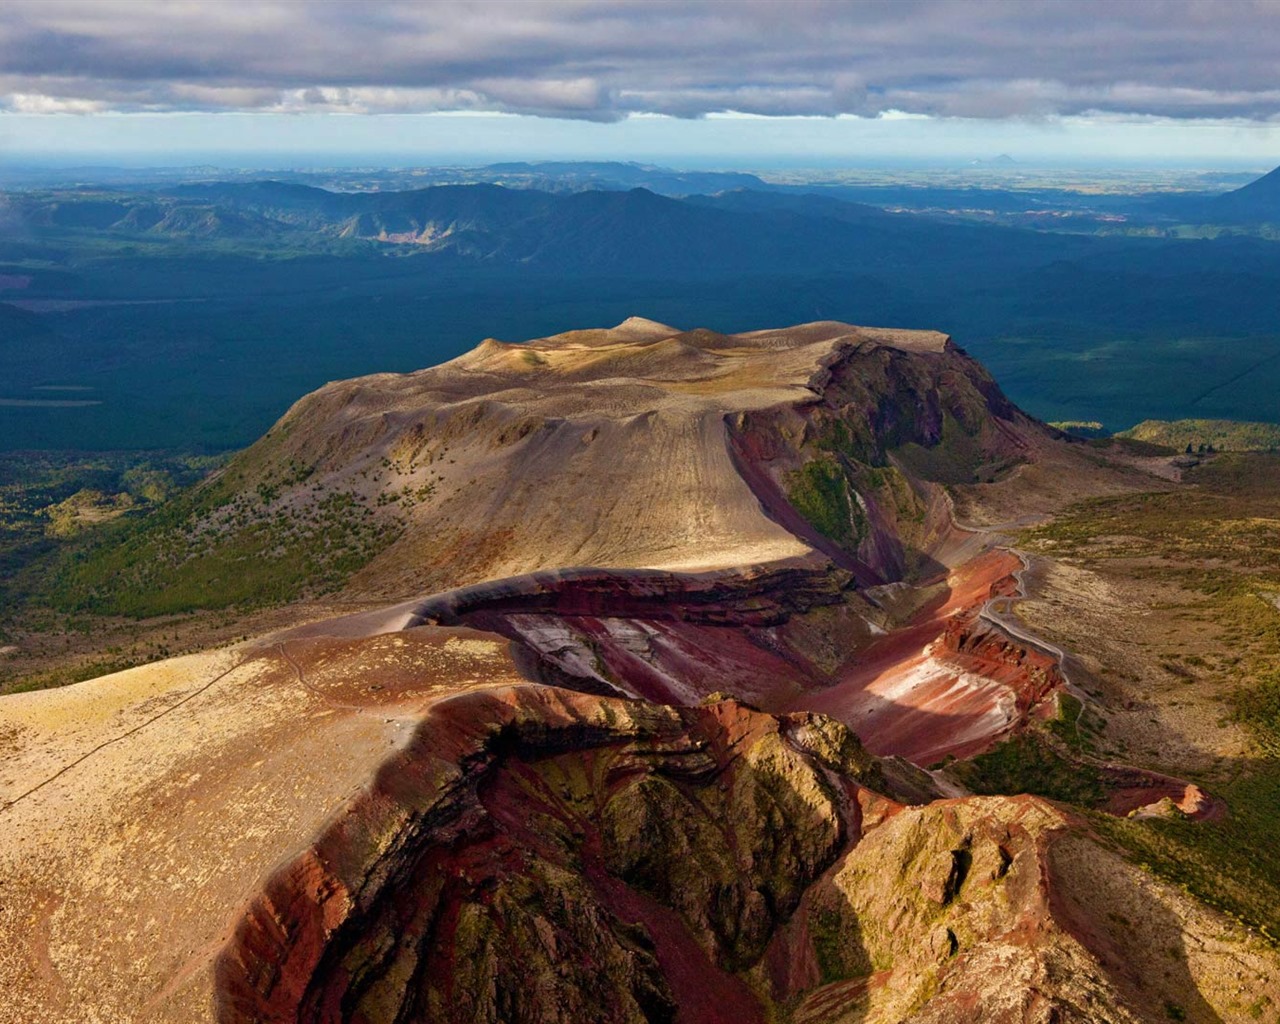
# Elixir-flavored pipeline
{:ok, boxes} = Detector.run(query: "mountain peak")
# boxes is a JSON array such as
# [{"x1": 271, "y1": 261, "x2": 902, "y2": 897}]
[
  {"x1": 1238, "y1": 163, "x2": 1280, "y2": 192},
  {"x1": 1211, "y1": 162, "x2": 1280, "y2": 218},
  {"x1": 611, "y1": 315, "x2": 680, "y2": 338}
]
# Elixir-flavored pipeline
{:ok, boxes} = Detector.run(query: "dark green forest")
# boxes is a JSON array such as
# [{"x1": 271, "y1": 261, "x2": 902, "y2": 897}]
[{"x1": 4, "y1": 173, "x2": 1280, "y2": 452}]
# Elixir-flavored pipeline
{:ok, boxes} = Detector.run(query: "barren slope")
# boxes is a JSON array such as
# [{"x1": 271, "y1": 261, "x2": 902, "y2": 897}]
[
  {"x1": 202, "y1": 317, "x2": 1034, "y2": 595},
  {"x1": 3, "y1": 319, "x2": 1273, "y2": 1022}
]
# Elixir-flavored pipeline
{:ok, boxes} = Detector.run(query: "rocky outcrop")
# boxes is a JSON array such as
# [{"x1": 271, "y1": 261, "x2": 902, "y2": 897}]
[
  {"x1": 407, "y1": 561, "x2": 854, "y2": 630},
  {"x1": 783, "y1": 796, "x2": 1146, "y2": 1024},
  {"x1": 939, "y1": 616, "x2": 1063, "y2": 717},
  {"x1": 216, "y1": 684, "x2": 1252, "y2": 1024},
  {"x1": 726, "y1": 332, "x2": 1045, "y2": 585},
  {"x1": 216, "y1": 687, "x2": 880, "y2": 1024}
]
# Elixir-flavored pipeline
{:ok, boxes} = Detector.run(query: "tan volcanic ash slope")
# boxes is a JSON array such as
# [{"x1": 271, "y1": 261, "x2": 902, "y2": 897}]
[
  {"x1": 237, "y1": 316, "x2": 1039, "y2": 594},
  {"x1": 250, "y1": 316, "x2": 828, "y2": 590},
  {"x1": 240, "y1": 316, "x2": 1077, "y2": 764},
  {"x1": 2, "y1": 319, "x2": 1276, "y2": 1023}
]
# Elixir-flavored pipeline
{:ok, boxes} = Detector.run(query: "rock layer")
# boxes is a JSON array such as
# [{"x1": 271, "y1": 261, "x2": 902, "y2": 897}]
[
  {"x1": 216, "y1": 687, "x2": 878, "y2": 1024},
  {"x1": 216, "y1": 686, "x2": 1270, "y2": 1024},
  {"x1": 3, "y1": 321, "x2": 1271, "y2": 1023}
]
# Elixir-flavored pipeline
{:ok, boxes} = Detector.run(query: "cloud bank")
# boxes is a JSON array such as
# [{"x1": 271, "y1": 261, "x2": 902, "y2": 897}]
[{"x1": 3, "y1": 0, "x2": 1280, "y2": 122}]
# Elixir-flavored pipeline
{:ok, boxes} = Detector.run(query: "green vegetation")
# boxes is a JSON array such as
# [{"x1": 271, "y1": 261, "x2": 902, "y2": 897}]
[
  {"x1": 1021, "y1": 453, "x2": 1280, "y2": 941},
  {"x1": 949, "y1": 732, "x2": 1107, "y2": 807},
  {"x1": 1049, "y1": 420, "x2": 1104, "y2": 432},
  {"x1": 0, "y1": 448, "x2": 404, "y2": 696},
  {"x1": 1023, "y1": 455, "x2": 1280, "y2": 586},
  {"x1": 892, "y1": 410, "x2": 999, "y2": 485},
  {"x1": 0, "y1": 450, "x2": 221, "y2": 584},
  {"x1": 1119, "y1": 418, "x2": 1280, "y2": 452},
  {"x1": 1048, "y1": 420, "x2": 1107, "y2": 438},
  {"x1": 1044, "y1": 691, "x2": 1104, "y2": 754},
  {"x1": 1092, "y1": 765, "x2": 1280, "y2": 943},
  {"x1": 787, "y1": 456, "x2": 866, "y2": 549},
  {"x1": 44, "y1": 482, "x2": 399, "y2": 617}
]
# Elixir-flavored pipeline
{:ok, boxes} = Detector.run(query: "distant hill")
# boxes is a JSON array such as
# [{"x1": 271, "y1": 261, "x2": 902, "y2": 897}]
[
  {"x1": 970, "y1": 154, "x2": 1018, "y2": 167},
  {"x1": 688, "y1": 188, "x2": 895, "y2": 225},
  {"x1": 1118, "y1": 418, "x2": 1280, "y2": 451},
  {"x1": 476, "y1": 160, "x2": 771, "y2": 195},
  {"x1": 1209, "y1": 164, "x2": 1280, "y2": 222}
]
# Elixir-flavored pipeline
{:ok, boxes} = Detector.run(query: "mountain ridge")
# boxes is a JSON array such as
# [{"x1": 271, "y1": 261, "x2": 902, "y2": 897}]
[{"x1": 2, "y1": 320, "x2": 1275, "y2": 1022}]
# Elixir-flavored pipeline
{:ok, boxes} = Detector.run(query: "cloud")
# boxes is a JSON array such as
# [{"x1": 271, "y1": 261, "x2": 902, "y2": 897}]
[{"x1": 2, "y1": 0, "x2": 1280, "y2": 122}]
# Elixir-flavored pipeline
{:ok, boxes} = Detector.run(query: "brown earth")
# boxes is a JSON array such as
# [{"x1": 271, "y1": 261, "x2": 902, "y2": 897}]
[{"x1": 2, "y1": 319, "x2": 1274, "y2": 1021}]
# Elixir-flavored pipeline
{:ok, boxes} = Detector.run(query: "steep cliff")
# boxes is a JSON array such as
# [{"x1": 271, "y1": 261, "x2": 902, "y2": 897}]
[
  {"x1": 217, "y1": 687, "x2": 1274, "y2": 1024},
  {"x1": 5, "y1": 321, "x2": 1270, "y2": 1024}
]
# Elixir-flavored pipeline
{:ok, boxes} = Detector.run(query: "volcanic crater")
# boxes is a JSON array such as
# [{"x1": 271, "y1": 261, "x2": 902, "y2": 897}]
[{"x1": 2, "y1": 319, "x2": 1275, "y2": 1023}]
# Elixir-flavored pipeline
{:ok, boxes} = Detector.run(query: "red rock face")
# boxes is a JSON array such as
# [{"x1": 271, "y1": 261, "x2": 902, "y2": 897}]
[
  {"x1": 212, "y1": 557, "x2": 1117, "y2": 1022},
  {"x1": 215, "y1": 688, "x2": 879, "y2": 1024},
  {"x1": 782, "y1": 549, "x2": 1063, "y2": 765},
  {"x1": 1103, "y1": 769, "x2": 1226, "y2": 822},
  {"x1": 208, "y1": 324, "x2": 1244, "y2": 1021},
  {"x1": 418, "y1": 549, "x2": 1062, "y2": 769},
  {"x1": 216, "y1": 683, "x2": 1208, "y2": 1024}
]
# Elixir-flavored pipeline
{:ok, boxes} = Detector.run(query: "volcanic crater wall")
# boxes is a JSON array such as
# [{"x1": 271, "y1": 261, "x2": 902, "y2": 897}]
[
  {"x1": 215, "y1": 686, "x2": 1172, "y2": 1024},
  {"x1": 215, "y1": 688, "x2": 880, "y2": 1024},
  {"x1": 188, "y1": 323, "x2": 1229, "y2": 1021}
]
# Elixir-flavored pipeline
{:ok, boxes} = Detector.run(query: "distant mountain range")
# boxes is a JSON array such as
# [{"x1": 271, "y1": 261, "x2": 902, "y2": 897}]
[
  {"x1": 0, "y1": 159, "x2": 772, "y2": 197},
  {"x1": 6, "y1": 167, "x2": 1280, "y2": 451},
  {"x1": 10, "y1": 160, "x2": 1280, "y2": 261},
  {"x1": 3, "y1": 178, "x2": 1092, "y2": 276}
]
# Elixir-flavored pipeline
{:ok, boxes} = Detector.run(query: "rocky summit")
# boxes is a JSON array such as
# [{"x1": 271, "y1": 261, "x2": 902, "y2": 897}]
[{"x1": 1, "y1": 320, "x2": 1276, "y2": 1023}]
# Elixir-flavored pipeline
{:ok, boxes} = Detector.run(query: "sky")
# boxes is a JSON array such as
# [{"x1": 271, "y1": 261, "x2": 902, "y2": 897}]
[{"x1": 2, "y1": 0, "x2": 1280, "y2": 169}]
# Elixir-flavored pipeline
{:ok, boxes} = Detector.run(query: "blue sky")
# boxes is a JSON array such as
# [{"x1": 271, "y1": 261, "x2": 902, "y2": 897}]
[
  {"x1": 2, "y1": 1, "x2": 1279, "y2": 169},
  {"x1": 6, "y1": 110, "x2": 1280, "y2": 170}
]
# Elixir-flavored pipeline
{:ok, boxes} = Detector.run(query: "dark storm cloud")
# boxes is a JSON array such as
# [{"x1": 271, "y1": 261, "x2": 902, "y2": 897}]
[{"x1": 2, "y1": 0, "x2": 1279, "y2": 120}]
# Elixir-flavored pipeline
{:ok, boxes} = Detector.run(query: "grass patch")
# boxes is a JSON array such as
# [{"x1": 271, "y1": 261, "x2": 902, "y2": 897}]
[
  {"x1": 1119, "y1": 419, "x2": 1280, "y2": 453},
  {"x1": 891, "y1": 410, "x2": 991, "y2": 485},
  {"x1": 1049, "y1": 420, "x2": 1107, "y2": 438},
  {"x1": 42, "y1": 485, "x2": 400, "y2": 617},
  {"x1": 0, "y1": 449, "x2": 226, "y2": 609},
  {"x1": 1092, "y1": 764, "x2": 1280, "y2": 943},
  {"x1": 1018, "y1": 452, "x2": 1280, "y2": 940},
  {"x1": 787, "y1": 456, "x2": 866, "y2": 550},
  {"x1": 1045, "y1": 691, "x2": 1098, "y2": 753},
  {"x1": 949, "y1": 732, "x2": 1107, "y2": 807}
]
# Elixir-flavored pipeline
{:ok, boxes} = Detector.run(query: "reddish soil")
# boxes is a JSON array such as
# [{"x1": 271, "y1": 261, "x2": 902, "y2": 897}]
[
  {"x1": 1103, "y1": 769, "x2": 1227, "y2": 822},
  {"x1": 789, "y1": 549, "x2": 1063, "y2": 764}
]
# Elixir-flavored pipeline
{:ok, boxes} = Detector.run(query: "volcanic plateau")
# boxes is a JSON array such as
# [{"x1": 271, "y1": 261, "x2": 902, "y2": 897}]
[{"x1": 1, "y1": 319, "x2": 1274, "y2": 1023}]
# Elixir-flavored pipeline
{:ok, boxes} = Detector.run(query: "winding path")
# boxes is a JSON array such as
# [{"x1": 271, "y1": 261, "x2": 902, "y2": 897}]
[{"x1": 944, "y1": 494, "x2": 1076, "y2": 685}]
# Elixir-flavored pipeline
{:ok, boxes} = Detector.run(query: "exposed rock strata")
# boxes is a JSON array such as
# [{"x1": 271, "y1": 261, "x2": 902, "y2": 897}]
[
  {"x1": 217, "y1": 688, "x2": 879, "y2": 1023},
  {"x1": 4, "y1": 320, "x2": 1267, "y2": 1023},
  {"x1": 217, "y1": 687, "x2": 1262, "y2": 1024}
]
